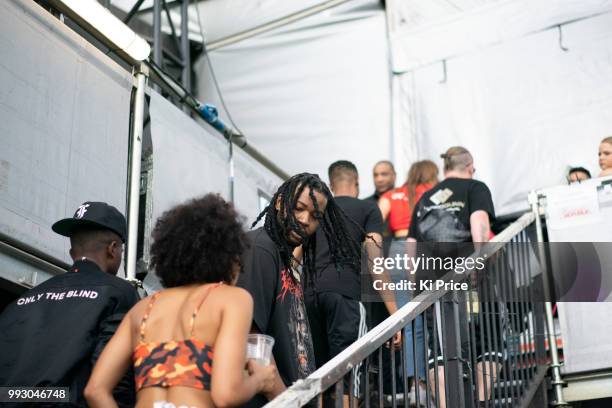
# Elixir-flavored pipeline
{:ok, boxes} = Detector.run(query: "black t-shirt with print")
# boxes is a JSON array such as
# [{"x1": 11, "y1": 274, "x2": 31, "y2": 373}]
[
  {"x1": 310, "y1": 196, "x2": 383, "y2": 300},
  {"x1": 237, "y1": 228, "x2": 316, "y2": 407},
  {"x1": 408, "y1": 178, "x2": 495, "y2": 242}
]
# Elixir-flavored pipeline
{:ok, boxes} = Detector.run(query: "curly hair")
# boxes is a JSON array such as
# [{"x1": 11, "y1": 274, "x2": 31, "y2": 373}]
[{"x1": 150, "y1": 194, "x2": 249, "y2": 288}]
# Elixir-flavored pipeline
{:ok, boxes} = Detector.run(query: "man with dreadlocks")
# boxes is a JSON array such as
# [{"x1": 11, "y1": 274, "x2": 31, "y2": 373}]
[
  {"x1": 237, "y1": 173, "x2": 362, "y2": 407},
  {"x1": 305, "y1": 160, "x2": 391, "y2": 406}
]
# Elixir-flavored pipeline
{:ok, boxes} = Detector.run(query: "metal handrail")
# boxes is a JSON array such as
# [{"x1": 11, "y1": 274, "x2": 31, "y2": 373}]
[{"x1": 266, "y1": 211, "x2": 537, "y2": 407}]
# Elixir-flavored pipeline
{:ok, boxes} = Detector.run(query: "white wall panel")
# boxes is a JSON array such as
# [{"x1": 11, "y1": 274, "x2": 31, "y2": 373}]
[{"x1": 0, "y1": 0, "x2": 132, "y2": 264}]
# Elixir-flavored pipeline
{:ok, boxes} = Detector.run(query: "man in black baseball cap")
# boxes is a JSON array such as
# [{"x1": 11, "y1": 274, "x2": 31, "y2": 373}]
[
  {"x1": 0, "y1": 201, "x2": 139, "y2": 407},
  {"x1": 52, "y1": 201, "x2": 128, "y2": 243}
]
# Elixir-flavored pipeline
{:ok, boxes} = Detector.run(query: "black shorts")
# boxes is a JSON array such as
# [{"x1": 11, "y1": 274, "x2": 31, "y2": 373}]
[
  {"x1": 305, "y1": 290, "x2": 365, "y2": 400},
  {"x1": 305, "y1": 291, "x2": 361, "y2": 366}
]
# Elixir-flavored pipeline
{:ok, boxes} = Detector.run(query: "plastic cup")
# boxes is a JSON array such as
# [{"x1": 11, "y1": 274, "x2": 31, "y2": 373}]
[{"x1": 246, "y1": 334, "x2": 275, "y2": 366}]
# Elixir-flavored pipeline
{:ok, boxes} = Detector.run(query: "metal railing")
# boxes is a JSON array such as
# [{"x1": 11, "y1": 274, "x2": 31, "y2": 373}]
[{"x1": 267, "y1": 212, "x2": 552, "y2": 408}]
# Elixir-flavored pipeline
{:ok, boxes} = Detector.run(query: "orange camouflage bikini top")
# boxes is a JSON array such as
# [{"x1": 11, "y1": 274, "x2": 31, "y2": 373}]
[{"x1": 133, "y1": 284, "x2": 222, "y2": 391}]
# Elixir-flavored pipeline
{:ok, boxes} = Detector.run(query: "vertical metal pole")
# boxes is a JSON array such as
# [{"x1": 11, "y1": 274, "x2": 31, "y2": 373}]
[
  {"x1": 228, "y1": 139, "x2": 235, "y2": 203},
  {"x1": 422, "y1": 308, "x2": 433, "y2": 408},
  {"x1": 528, "y1": 191, "x2": 567, "y2": 406},
  {"x1": 498, "y1": 252, "x2": 514, "y2": 407},
  {"x1": 390, "y1": 339, "x2": 397, "y2": 407},
  {"x1": 510, "y1": 241, "x2": 526, "y2": 396},
  {"x1": 466, "y1": 283, "x2": 479, "y2": 406},
  {"x1": 153, "y1": 0, "x2": 162, "y2": 65},
  {"x1": 126, "y1": 68, "x2": 147, "y2": 282},
  {"x1": 489, "y1": 255, "x2": 506, "y2": 408},
  {"x1": 400, "y1": 329, "x2": 408, "y2": 405},
  {"x1": 483, "y1": 274, "x2": 497, "y2": 405},
  {"x1": 181, "y1": 0, "x2": 191, "y2": 92},
  {"x1": 446, "y1": 291, "x2": 465, "y2": 407},
  {"x1": 364, "y1": 355, "x2": 370, "y2": 408},
  {"x1": 334, "y1": 381, "x2": 343, "y2": 408},
  {"x1": 519, "y1": 231, "x2": 536, "y2": 381},
  {"x1": 378, "y1": 347, "x2": 384, "y2": 408},
  {"x1": 412, "y1": 319, "x2": 420, "y2": 407},
  {"x1": 431, "y1": 306, "x2": 441, "y2": 407}
]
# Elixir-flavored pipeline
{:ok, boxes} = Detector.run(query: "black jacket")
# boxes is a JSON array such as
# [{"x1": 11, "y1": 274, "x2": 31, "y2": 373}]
[{"x1": 0, "y1": 259, "x2": 139, "y2": 407}]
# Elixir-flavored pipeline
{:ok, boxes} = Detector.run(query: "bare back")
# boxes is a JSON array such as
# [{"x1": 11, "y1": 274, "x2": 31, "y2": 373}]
[{"x1": 129, "y1": 283, "x2": 245, "y2": 408}]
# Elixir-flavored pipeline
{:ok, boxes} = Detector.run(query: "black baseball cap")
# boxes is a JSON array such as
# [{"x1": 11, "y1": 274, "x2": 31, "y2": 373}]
[{"x1": 52, "y1": 201, "x2": 127, "y2": 242}]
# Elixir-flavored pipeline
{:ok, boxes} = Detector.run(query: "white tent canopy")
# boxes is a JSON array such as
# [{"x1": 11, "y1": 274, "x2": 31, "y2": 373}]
[
  {"x1": 195, "y1": 0, "x2": 394, "y2": 198},
  {"x1": 111, "y1": 0, "x2": 348, "y2": 44},
  {"x1": 114, "y1": 0, "x2": 612, "y2": 214}
]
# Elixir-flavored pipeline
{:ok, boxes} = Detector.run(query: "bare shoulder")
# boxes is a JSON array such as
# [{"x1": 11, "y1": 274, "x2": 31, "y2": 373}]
[
  {"x1": 127, "y1": 291, "x2": 162, "y2": 322},
  {"x1": 211, "y1": 285, "x2": 253, "y2": 308}
]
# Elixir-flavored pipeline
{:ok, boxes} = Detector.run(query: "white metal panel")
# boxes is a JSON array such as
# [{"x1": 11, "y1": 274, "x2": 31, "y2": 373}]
[
  {"x1": 148, "y1": 90, "x2": 282, "y2": 226},
  {"x1": 149, "y1": 91, "x2": 230, "y2": 224},
  {"x1": 541, "y1": 179, "x2": 612, "y2": 374},
  {"x1": 0, "y1": 0, "x2": 132, "y2": 264}
]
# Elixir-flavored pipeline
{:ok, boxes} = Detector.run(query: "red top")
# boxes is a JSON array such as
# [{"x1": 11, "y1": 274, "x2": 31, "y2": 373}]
[{"x1": 381, "y1": 183, "x2": 433, "y2": 232}]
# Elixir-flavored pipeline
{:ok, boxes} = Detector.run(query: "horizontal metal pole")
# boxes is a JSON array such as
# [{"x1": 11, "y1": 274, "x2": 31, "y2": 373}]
[
  {"x1": 0, "y1": 232, "x2": 69, "y2": 276},
  {"x1": 267, "y1": 212, "x2": 536, "y2": 407},
  {"x1": 206, "y1": 0, "x2": 352, "y2": 51}
]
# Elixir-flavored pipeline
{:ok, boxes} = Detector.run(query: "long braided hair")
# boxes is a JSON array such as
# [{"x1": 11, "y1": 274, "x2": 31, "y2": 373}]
[{"x1": 251, "y1": 173, "x2": 362, "y2": 287}]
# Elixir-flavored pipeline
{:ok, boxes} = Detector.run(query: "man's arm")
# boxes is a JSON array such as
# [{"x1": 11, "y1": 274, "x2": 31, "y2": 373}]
[
  {"x1": 363, "y1": 203, "x2": 397, "y2": 315},
  {"x1": 91, "y1": 286, "x2": 139, "y2": 408},
  {"x1": 470, "y1": 210, "x2": 491, "y2": 246},
  {"x1": 468, "y1": 182, "x2": 495, "y2": 249},
  {"x1": 365, "y1": 231, "x2": 397, "y2": 315}
]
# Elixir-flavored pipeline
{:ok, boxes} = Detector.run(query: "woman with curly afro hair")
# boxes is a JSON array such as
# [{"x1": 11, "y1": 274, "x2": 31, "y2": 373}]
[{"x1": 86, "y1": 194, "x2": 277, "y2": 408}]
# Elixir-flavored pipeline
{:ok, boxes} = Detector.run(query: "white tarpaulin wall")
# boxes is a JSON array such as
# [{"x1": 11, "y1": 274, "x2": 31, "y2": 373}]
[
  {"x1": 389, "y1": 0, "x2": 612, "y2": 215},
  {"x1": 149, "y1": 91, "x2": 282, "y2": 226},
  {"x1": 0, "y1": 0, "x2": 132, "y2": 269},
  {"x1": 195, "y1": 0, "x2": 397, "y2": 196}
]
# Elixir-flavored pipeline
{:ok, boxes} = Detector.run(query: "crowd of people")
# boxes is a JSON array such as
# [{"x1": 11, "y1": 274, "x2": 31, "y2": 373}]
[{"x1": 1, "y1": 137, "x2": 611, "y2": 408}]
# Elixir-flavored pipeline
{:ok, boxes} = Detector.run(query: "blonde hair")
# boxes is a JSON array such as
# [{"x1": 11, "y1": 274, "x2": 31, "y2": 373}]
[
  {"x1": 601, "y1": 136, "x2": 612, "y2": 145},
  {"x1": 440, "y1": 146, "x2": 473, "y2": 172},
  {"x1": 404, "y1": 160, "x2": 439, "y2": 212}
]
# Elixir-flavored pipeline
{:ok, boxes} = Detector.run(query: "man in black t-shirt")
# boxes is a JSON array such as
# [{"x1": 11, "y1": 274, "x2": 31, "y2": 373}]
[
  {"x1": 305, "y1": 161, "x2": 397, "y2": 405},
  {"x1": 0, "y1": 202, "x2": 139, "y2": 407},
  {"x1": 238, "y1": 173, "x2": 363, "y2": 407},
  {"x1": 407, "y1": 147, "x2": 498, "y2": 408},
  {"x1": 305, "y1": 161, "x2": 384, "y2": 364}
]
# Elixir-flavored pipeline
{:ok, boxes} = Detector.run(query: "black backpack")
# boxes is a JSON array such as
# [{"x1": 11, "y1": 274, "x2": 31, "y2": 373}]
[{"x1": 416, "y1": 206, "x2": 472, "y2": 243}]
